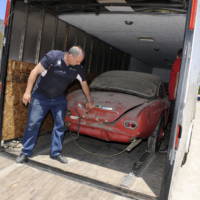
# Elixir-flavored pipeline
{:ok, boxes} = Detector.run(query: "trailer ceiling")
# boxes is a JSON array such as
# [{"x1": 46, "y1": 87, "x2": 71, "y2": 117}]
[
  {"x1": 26, "y1": 0, "x2": 188, "y2": 68},
  {"x1": 27, "y1": 0, "x2": 189, "y2": 15}
]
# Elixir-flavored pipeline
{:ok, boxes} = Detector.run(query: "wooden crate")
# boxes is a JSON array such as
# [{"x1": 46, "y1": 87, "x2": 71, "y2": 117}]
[{"x1": 2, "y1": 60, "x2": 53, "y2": 141}]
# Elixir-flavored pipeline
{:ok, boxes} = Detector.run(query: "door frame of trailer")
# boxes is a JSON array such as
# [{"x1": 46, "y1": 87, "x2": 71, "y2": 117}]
[
  {"x1": 0, "y1": 1, "x2": 199, "y2": 200},
  {"x1": 0, "y1": 0, "x2": 13, "y2": 142},
  {"x1": 160, "y1": 0, "x2": 199, "y2": 199}
]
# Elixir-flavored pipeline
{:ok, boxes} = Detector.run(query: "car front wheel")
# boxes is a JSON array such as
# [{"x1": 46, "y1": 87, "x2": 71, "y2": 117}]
[{"x1": 147, "y1": 117, "x2": 164, "y2": 153}]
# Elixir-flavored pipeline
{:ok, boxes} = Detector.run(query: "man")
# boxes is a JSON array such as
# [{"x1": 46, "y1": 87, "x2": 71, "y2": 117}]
[
  {"x1": 16, "y1": 46, "x2": 93, "y2": 163},
  {"x1": 160, "y1": 49, "x2": 182, "y2": 153},
  {"x1": 168, "y1": 48, "x2": 182, "y2": 116}
]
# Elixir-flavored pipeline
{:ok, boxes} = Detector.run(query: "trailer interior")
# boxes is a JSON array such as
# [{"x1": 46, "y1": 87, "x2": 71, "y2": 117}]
[{"x1": 0, "y1": 0, "x2": 192, "y2": 200}]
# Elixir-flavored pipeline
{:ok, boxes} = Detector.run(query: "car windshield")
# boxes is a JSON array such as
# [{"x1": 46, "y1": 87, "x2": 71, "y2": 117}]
[{"x1": 90, "y1": 70, "x2": 161, "y2": 99}]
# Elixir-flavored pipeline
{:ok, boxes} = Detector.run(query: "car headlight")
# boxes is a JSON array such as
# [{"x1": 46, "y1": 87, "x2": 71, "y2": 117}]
[{"x1": 124, "y1": 120, "x2": 137, "y2": 129}]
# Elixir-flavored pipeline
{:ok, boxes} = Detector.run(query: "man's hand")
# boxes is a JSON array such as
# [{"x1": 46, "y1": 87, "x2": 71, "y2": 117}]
[
  {"x1": 22, "y1": 92, "x2": 31, "y2": 106},
  {"x1": 85, "y1": 102, "x2": 94, "y2": 110},
  {"x1": 80, "y1": 81, "x2": 94, "y2": 110},
  {"x1": 22, "y1": 63, "x2": 45, "y2": 106}
]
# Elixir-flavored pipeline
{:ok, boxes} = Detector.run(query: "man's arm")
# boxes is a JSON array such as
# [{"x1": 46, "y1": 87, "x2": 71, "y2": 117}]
[
  {"x1": 79, "y1": 81, "x2": 94, "y2": 109},
  {"x1": 22, "y1": 63, "x2": 45, "y2": 105},
  {"x1": 174, "y1": 72, "x2": 180, "y2": 99}
]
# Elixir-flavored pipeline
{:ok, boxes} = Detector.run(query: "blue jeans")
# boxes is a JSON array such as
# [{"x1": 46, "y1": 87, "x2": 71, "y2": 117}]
[{"x1": 22, "y1": 93, "x2": 67, "y2": 157}]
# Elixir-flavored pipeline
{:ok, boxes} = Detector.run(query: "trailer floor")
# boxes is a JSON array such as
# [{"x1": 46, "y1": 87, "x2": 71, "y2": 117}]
[
  {"x1": 0, "y1": 153, "x2": 135, "y2": 200},
  {"x1": 3, "y1": 131, "x2": 166, "y2": 199}
]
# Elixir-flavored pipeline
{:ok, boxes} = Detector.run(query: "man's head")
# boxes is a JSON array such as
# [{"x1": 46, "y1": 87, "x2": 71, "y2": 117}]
[
  {"x1": 64, "y1": 46, "x2": 85, "y2": 66},
  {"x1": 177, "y1": 48, "x2": 183, "y2": 58}
]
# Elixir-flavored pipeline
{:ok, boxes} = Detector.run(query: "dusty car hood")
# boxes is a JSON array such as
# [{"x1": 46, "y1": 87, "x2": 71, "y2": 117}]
[{"x1": 67, "y1": 90, "x2": 148, "y2": 123}]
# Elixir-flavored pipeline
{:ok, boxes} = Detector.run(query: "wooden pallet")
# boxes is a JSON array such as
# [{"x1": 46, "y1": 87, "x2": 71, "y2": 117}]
[{"x1": 2, "y1": 60, "x2": 53, "y2": 141}]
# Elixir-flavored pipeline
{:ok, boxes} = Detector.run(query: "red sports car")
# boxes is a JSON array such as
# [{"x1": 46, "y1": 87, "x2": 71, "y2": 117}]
[{"x1": 65, "y1": 70, "x2": 169, "y2": 147}]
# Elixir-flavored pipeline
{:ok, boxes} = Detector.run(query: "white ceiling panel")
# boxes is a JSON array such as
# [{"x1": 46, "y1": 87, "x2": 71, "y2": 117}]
[
  {"x1": 59, "y1": 13, "x2": 186, "y2": 68},
  {"x1": 97, "y1": 0, "x2": 127, "y2": 3},
  {"x1": 105, "y1": 6, "x2": 134, "y2": 12}
]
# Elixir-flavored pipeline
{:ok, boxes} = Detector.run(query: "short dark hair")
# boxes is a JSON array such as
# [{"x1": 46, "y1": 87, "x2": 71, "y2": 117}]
[{"x1": 177, "y1": 48, "x2": 183, "y2": 58}]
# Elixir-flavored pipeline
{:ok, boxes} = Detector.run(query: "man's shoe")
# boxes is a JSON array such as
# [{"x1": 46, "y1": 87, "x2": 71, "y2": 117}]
[
  {"x1": 50, "y1": 154, "x2": 68, "y2": 164},
  {"x1": 16, "y1": 153, "x2": 28, "y2": 163}
]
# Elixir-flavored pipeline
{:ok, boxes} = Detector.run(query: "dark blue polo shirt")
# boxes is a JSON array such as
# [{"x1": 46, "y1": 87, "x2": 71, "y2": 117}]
[{"x1": 33, "y1": 50, "x2": 86, "y2": 98}]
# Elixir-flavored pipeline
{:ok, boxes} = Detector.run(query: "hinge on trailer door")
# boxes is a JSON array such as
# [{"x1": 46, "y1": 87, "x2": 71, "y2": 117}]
[
  {"x1": 3, "y1": 37, "x2": 6, "y2": 47},
  {"x1": 169, "y1": 149, "x2": 176, "y2": 165}
]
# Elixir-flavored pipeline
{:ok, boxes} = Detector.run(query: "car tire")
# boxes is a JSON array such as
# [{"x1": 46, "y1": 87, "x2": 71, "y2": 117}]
[{"x1": 147, "y1": 117, "x2": 164, "y2": 153}]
